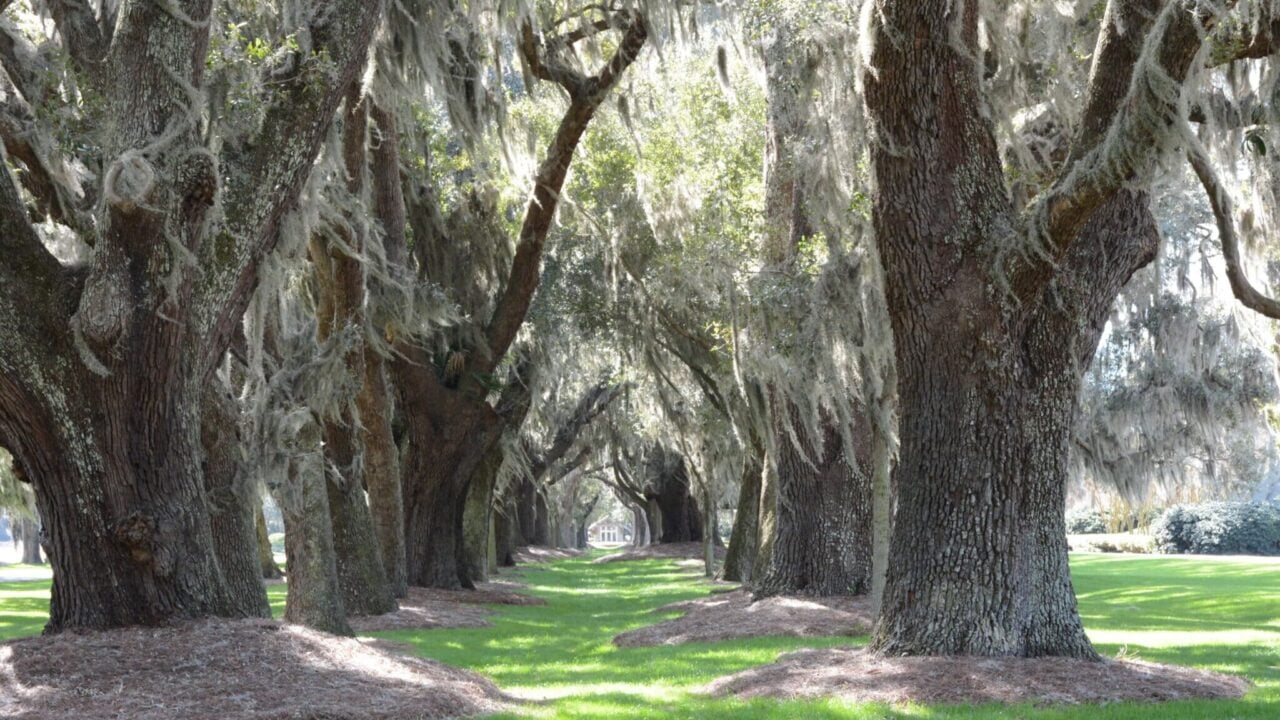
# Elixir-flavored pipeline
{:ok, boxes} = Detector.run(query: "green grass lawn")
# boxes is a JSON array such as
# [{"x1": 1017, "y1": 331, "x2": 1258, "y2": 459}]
[{"x1": 1, "y1": 553, "x2": 1276, "y2": 719}]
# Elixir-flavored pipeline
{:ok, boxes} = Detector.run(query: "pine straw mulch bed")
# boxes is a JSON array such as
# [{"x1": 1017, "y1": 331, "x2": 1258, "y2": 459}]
[
  {"x1": 593, "y1": 542, "x2": 725, "y2": 564},
  {"x1": 703, "y1": 647, "x2": 1250, "y2": 706},
  {"x1": 350, "y1": 580, "x2": 545, "y2": 633},
  {"x1": 511, "y1": 546, "x2": 583, "y2": 563},
  {"x1": 0, "y1": 618, "x2": 513, "y2": 720},
  {"x1": 613, "y1": 589, "x2": 873, "y2": 647}
]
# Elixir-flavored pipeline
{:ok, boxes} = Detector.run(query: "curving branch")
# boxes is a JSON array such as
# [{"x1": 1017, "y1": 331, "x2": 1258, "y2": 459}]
[
  {"x1": 528, "y1": 379, "x2": 629, "y2": 484},
  {"x1": 483, "y1": 9, "x2": 647, "y2": 372},
  {"x1": 1188, "y1": 149, "x2": 1280, "y2": 319},
  {"x1": 1015, "y1": 0, "x2": 1219, "y2": 302}
]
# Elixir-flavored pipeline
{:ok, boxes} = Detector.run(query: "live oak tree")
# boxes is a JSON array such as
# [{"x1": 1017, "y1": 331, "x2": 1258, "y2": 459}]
[
  {"x1": 380, "y1": 2, "x2": 649, "y2": 588},
  {"x1": 0, "y1": 0, "x2": 380, "y2": 631},
  {"x1": 862, "y1": 0, "x2": 1278, "y2": 657}
]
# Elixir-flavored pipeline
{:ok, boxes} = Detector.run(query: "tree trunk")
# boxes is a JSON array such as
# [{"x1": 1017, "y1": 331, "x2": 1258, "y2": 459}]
[
  {"x1": 16, "y1": 382, "x2": 239, "y2": 633},
  {"x1": 398, "y1": 383, "x2": 502, "y2": 589},
  {"x1": 201, "y1": 385, "x2": 270, "y2": 618},
  {"x1": 721, "y1": 441, "x2": 763, "y2": 582},
  {"x1": 257, "y1": 506, "x2": 283, "y2": 580},
  {"x1": 361, "y1": 349, "x2": 407, "y2": 598},
  {"x1": 494, "y1": 495, "x2": 517, "y2": 566},
  {"x1": 752, "y1": 454, "x2": 778, "y2": 582},
  {"x1": 646, "y1": 449, "x2": 702, "y2": 543},
  {"x1": 755, "y1": 406, "x2": 871, "y2": 597},
  {"x1": 533, "y1": 490, "x2": 552, "y2": 547},
  {"x1": 17, "y1": 517, "x2": 41, "y2": 565},
  {"x1": 862, "y1": 0, "x2": 1173, "y2": 657},
  {"x1": 280, "y1": 427, "x2": 352, "y2": 636},
  {"x1": 462, "y1": 449, "x2": 500, "y2": 583},
  {"x1": 516, "y1": 478, "x2": 537, "y2": 545},
  {"x1": 868, "y1": 414, "x2": 894, "y2": 616},
  {"x1": 309, "y1": 87, "x2": 396, "y2": 617}
]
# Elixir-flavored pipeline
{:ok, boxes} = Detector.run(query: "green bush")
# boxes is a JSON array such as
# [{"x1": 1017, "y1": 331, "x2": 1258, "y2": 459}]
[
  {"x1": 1065, "y1": 509, "x2": 1106, "y2": 534},
  {"x1": 1151, "y1": 502, "x2": 1280, "y2": 556},
  {"x1": 269, "y1": 532, "x2": 285, "y2": 554}
]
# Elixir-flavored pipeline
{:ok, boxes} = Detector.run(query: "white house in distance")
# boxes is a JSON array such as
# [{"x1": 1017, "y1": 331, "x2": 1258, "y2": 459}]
[{"x1": 588, "y1": 519, "x2": 633, "y2": 546}]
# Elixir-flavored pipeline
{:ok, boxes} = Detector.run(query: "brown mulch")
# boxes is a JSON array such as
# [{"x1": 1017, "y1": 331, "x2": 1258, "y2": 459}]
[
  {"x1": 511, "y1": 546, "x2": 583, "y2": 563},
  {"x1": 614, "y1": 589, "x2": 873, "y2": 647},
  {"x1": 703, "y1": 647, "x2": 1250, "y2": 705},
  {"x1": 0, "y1": 618, "x2": 511, "y2": 720},
  {"x1": 593, "y1": 542, "x2": 725, "y2": 564},
  {"x1": 350, "y1": 581, "x2": 543, "y2": 633}
]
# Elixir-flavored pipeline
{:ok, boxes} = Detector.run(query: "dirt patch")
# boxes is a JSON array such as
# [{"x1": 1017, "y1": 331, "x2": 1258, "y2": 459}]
[
  {"x1": 704, "y1": 647, "x2": 1250, "y2": 705},
  {"x1": 0, "y1": 618, "x2": 511, "y2": 720},
  {"x1": 615, "y1": 590, "x2": 872, "y2": 647},
  {"x1": 593, "y1": 542, "x2": 725, "y2": 564},
  {"x1": 512, "y1": 546, "x2": 583, "y2": 563}
]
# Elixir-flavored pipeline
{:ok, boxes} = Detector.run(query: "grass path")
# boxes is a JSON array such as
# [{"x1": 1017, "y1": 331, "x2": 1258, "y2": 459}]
[{"x1": 1, "y1": 553, "x2": 1277, "y2": 718}]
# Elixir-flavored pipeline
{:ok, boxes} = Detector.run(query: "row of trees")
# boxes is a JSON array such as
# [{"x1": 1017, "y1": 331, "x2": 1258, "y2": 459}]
[{"x1": 1, "y1": 0, "x2": 1277, "y2": 661}]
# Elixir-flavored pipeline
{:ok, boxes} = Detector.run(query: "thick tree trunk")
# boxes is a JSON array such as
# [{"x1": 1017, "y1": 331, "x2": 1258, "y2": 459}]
[
  {"x1": 398, "y1": 385, "x2": 502, "y2": 589},
  {"x1": 861, "y1": 0, "x2": 1190, "y2": 659},
  {"x1": 533, "y1": 490, "x2": 552, "y2": 546},
  {"x1": 256, "y1": 506, "x2": 283, "y2": 580},
  {"x1": 721, "y1": 442, "x2": 763, "y2": 582},
  {"x1": 646, "y1": 450, "x2": 702, "y2": 543},
  {"x1": 201, "y1": 386, "x2": 270, "y2": 618},
  {"x1": 462, "y1": 449, "x2": 500, "y2": 583},
  {"x1": 280, "y1": 427, "x2": 352, "y2": 636},
  {"x1": 16, "y1": 382, "x2": 239, "y2": 633},
  {"x1": 752, "y1": 455, "x2": 778, "y2": 582},
  {"x1": 17, "y1": 517, "x2": 41, "y2": 565},
  {"x1": 361, "y1": 350, "x2": 407, "y2": 598},
  {"x1": 755, "y1": 407, "x2": 871, "y2": 598},
  {"x1": 326, "y1": 468, "x2": 396, "y2": 616}
]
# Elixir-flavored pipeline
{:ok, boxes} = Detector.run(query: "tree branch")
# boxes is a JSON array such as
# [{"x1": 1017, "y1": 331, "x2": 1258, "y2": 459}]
[
  {"x1": 0, "y1": 18, "x2": 51, "y2": 104},
  {"x1": 529, "y1": 379, "x2": 629, "y2": 483},
  {"x1": 1188, "y1": 149, "x2": 1280, "y2": 319},
  {"x1": 197, "y1": 0, "x2": 383, "y2": 374},
  {"x1": 484, "y1": 11, "x2": 646, "y2": 371},
  {"x1": 0, "y1": 96, "x2": 91, "y2": 233},
  {"x1": 1016, "y1": 0, "x2": 1218, "y2": 301},
  {"x1": 44, "y1": 0, "x2": 108, "y2": 76}
]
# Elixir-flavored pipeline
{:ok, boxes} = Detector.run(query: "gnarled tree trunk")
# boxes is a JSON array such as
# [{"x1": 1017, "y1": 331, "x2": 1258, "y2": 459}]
[{"x1": 755, "y1": 406, "x2": 871, "y2": 598}]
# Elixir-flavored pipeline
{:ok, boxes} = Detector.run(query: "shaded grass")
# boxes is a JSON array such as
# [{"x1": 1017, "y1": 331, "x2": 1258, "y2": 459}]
[{"x1": 0, "y1": 553, "x2": 1276, "y2": 719}]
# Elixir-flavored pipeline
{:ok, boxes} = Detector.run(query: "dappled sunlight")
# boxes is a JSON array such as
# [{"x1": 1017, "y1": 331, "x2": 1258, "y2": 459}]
[{"x1": 0, "y1": 552, "x2": 1276, "y2": 718}]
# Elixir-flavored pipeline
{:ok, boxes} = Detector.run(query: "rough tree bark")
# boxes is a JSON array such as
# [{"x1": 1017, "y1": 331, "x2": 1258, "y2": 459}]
[
  {"x1": 279, "y1": 422, "x2": 352, "y2": 636},
  {"x1": 309, "y1": 84, "x2": 396, "y2": 617},
  {"x1": 201, "y1": 385, "x2": 270, "y2": 618},
  {"x1": 0, "y1": 0, "x2": 380, "y2": 631},
  {"x1": 863, "y1": 0, "x2": 1212, "y2": 656},
  {"x1": 755, "y1": 406, "x2": 871, "y2": 597}
]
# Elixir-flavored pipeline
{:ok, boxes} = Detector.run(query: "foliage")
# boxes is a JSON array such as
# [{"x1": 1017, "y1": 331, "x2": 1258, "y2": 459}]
[
  {"x1": 1151, "y1": 502, "x2": 1280, "y2": 556},
  {"x1": 1065, "y1": 509, "x2": 1107, "y2": 535}
]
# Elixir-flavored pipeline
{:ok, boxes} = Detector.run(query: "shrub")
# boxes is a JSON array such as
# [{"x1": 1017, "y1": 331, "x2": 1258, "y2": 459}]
[
  {"x1": 1151, "y1": 502, "x2": 1280, "y2": 556},
  {"x1": 1066, "y1": 509, "x2": 1106, "y2": 534}
]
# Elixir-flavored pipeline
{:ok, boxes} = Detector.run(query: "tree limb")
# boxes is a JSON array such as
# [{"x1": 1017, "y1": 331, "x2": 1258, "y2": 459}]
[
  {"x1": 197, "y1": 0, "x2": 383, "y2": 374},
  {"x1": 483, "y1": 11, "x2": 647, "y2": 371},
  {"x1": 1188, "y1": 148, "x2": 1280, "y2": 319},
  {"x1": 44, "y1": 0, "x2": 108, "y2": 76},
  {"x1": 1016, "y1": 0, "x2": 1219, "y2": 301}
]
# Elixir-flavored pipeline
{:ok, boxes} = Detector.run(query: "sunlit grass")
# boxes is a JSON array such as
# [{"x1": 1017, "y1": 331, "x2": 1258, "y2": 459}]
[{"x1": 1, "y1": 552, "x2": 1276, "y2": 718}]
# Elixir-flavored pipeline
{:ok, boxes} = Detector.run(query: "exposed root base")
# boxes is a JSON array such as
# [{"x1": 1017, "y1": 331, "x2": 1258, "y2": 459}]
[
  {"x1": 593, "y1": 542, "x2": 725, "y2": 564},
  {"x1": 0, "y1": 618, "x2": 511, "y2": 720},
  {"x1": 704, "y1": 647, "x2": 1250, "y2": 705},
  {"x1": 614, "y1": 589, "x2": 872, "y2": 647}
]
